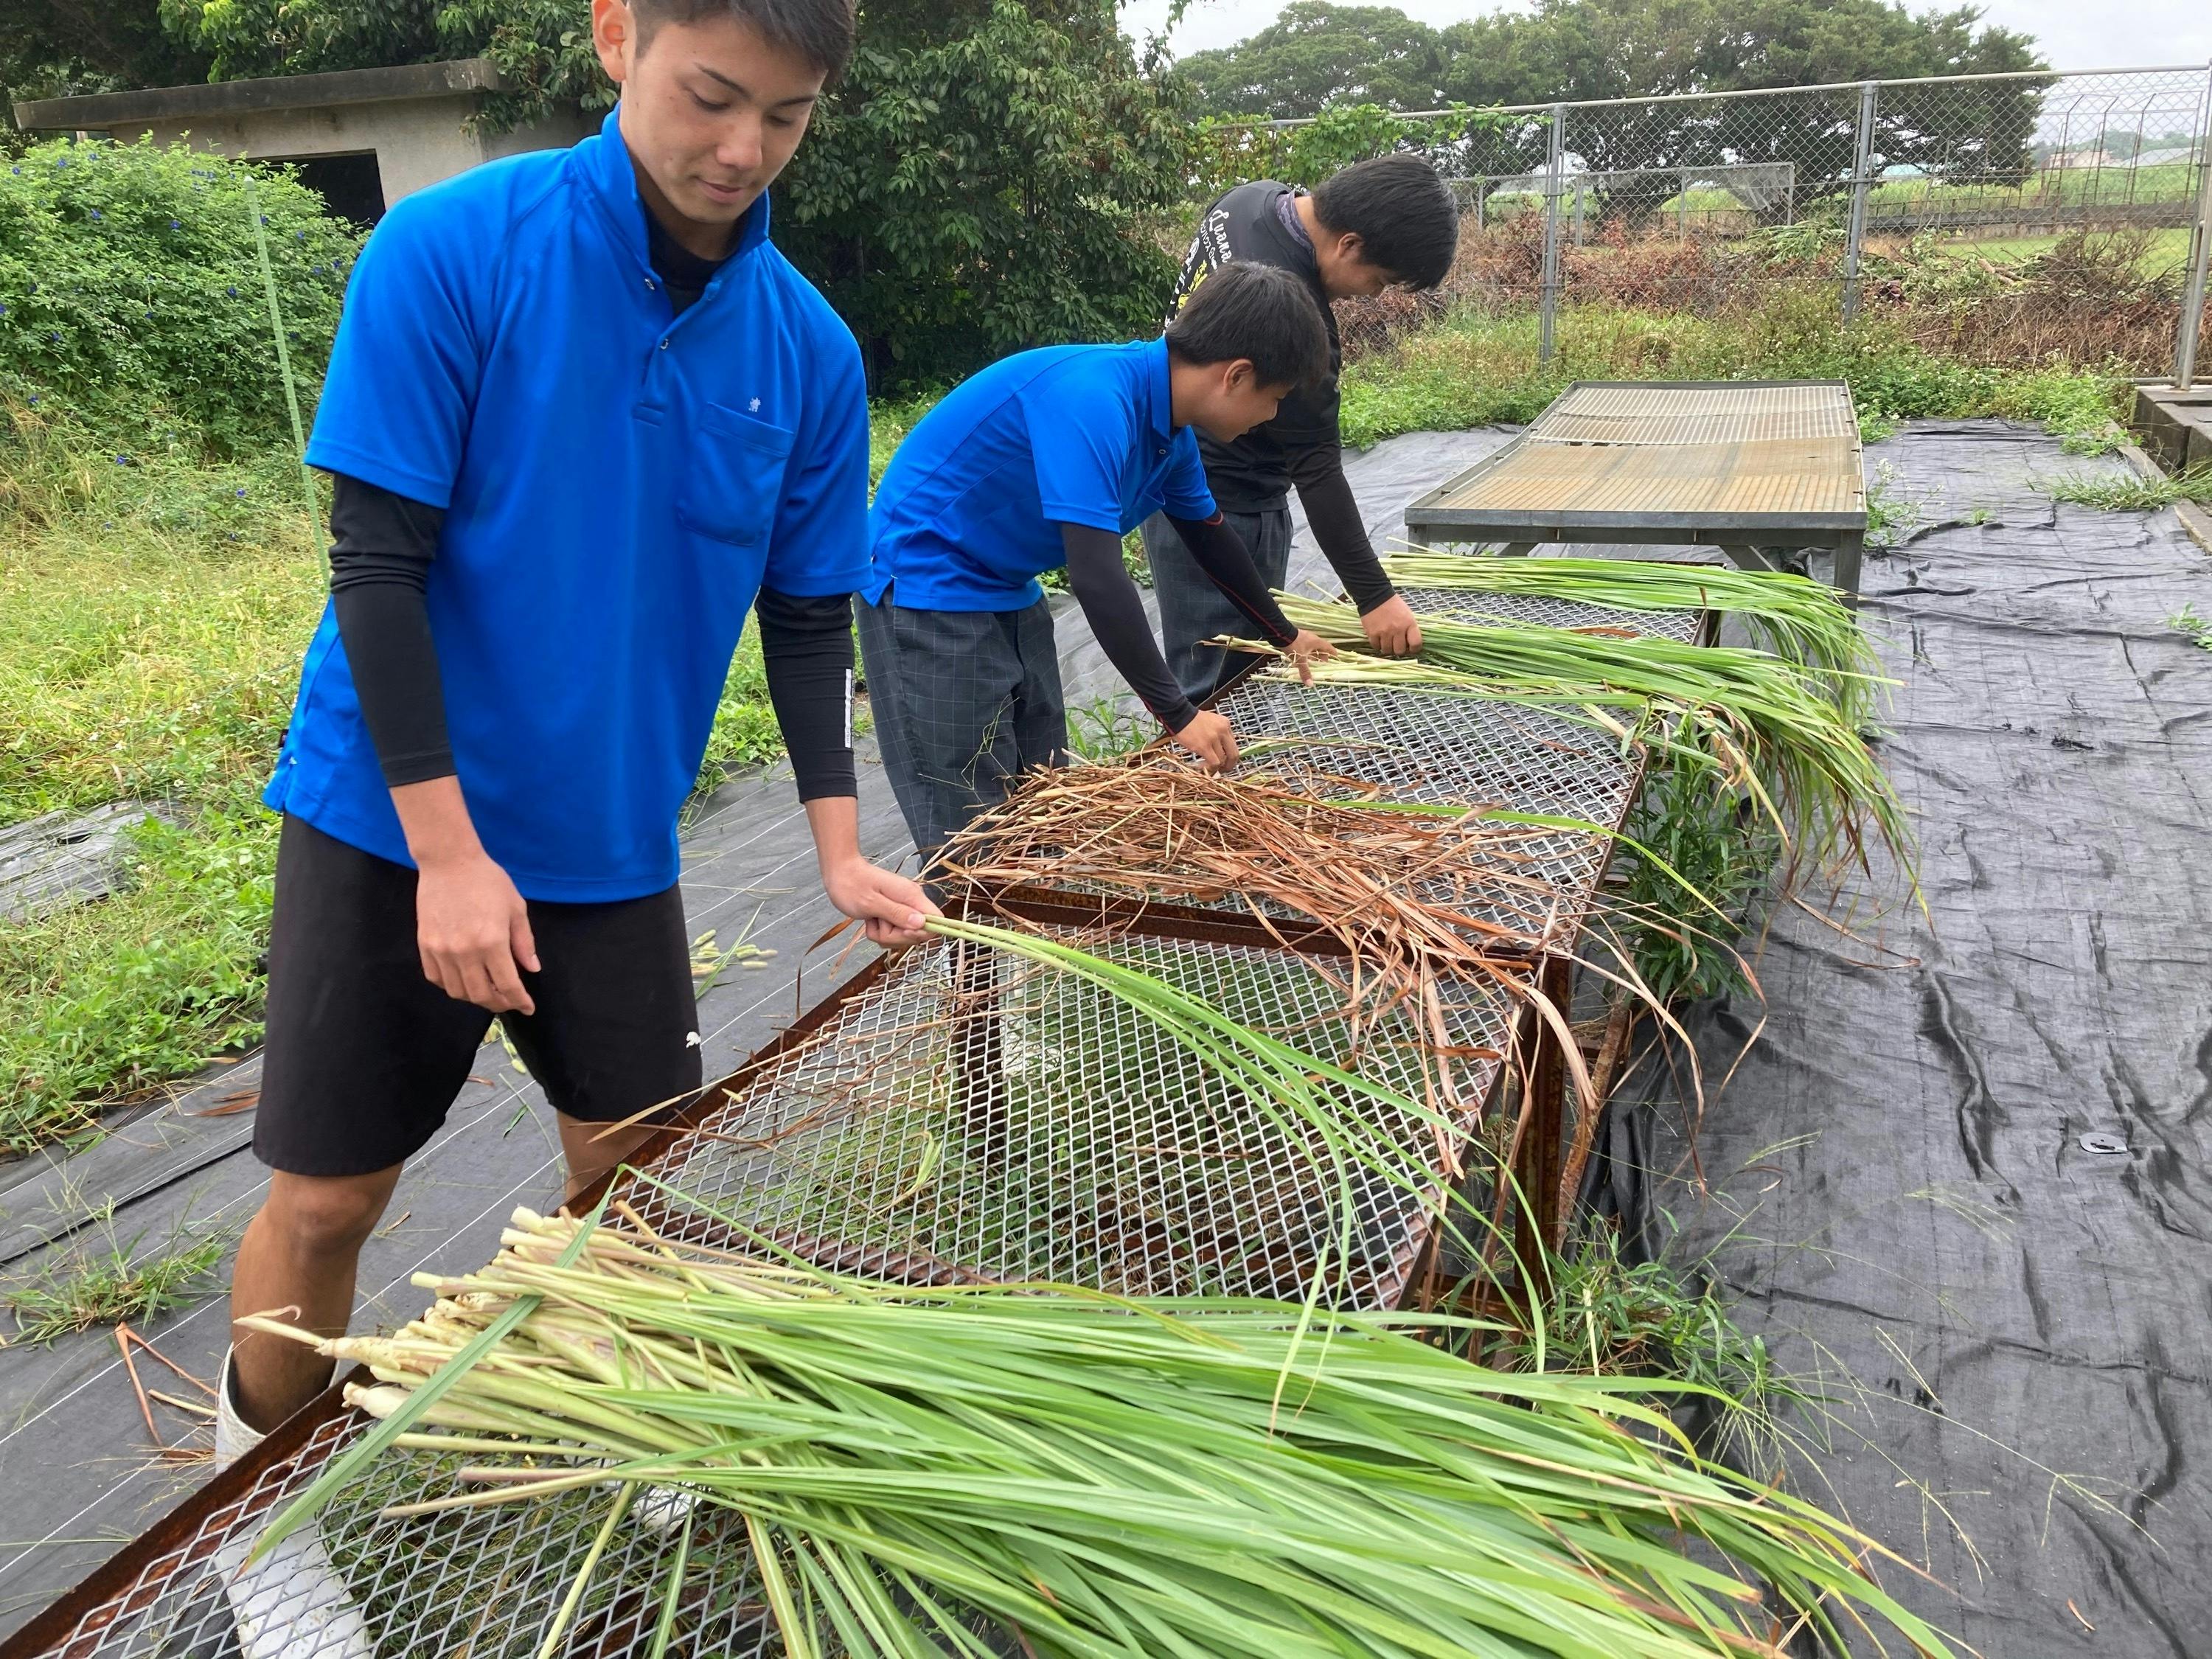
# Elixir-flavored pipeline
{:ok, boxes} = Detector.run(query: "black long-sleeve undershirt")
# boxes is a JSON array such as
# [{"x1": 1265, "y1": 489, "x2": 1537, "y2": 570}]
[
  {"x1": 1290, "y1": 451, "x2": 1395, "y2": 615},
  {"x1": 1059, "y1": 515, "x2": 1298, "y2": 734},
  {"x1": 754, "y1": 589, "x2": 857, "y2": 800},
  {"x1": 327, "y1": 480, "x2": 456, "y2": 788},
  {"x1": 326, "y1": 473, "x2": 859, "y2": 803}
]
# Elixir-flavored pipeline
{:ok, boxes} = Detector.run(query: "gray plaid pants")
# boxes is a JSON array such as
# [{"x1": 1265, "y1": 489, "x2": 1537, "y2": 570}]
[
  {"x1": 1144, "y1": 504, "x2": 1294, "y2": 706},
  {"x1": 858, "y1": 591, "x2": 1068, "y2": 865}
]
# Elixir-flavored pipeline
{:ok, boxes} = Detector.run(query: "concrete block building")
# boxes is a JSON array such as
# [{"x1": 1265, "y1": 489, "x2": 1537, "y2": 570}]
[{"x1": 10, "y1": 60, "x2": 589, "y2": 225}]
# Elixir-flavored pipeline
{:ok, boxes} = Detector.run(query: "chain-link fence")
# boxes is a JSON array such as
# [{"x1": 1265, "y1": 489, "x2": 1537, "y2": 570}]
[{"x1": 1242, "y1": 66, "x2": 2212, "y2": 386}]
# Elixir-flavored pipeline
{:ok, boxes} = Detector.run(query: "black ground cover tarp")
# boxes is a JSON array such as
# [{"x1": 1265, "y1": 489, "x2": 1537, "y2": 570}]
[
  {"x1": 2, "y1": 418, "x2": 2205, "y2": 1653},
  {"x1": 1597, "y1": 420, "x2": 2212, "y2": 1655}
]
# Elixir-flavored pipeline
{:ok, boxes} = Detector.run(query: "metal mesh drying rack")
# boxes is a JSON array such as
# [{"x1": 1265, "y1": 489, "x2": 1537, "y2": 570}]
[
  {"x1": 1400, "y1": 381, "x2": 1869, "y2": 600},
  {"x1": 4, "y1": 582, "x2": 1688, "y2": 1659}
]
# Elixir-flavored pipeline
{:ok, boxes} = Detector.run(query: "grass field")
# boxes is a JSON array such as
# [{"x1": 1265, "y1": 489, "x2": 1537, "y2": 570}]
[
  {"x1": 0, "y1": 411, "x2": 772, "y2": 1157},
  {"x1": 1335, "y1": 293, "x2": 2132, "y2": 449}
]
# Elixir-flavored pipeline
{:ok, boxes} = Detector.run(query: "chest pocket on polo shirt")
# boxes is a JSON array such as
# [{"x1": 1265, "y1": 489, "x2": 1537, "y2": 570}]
[{"x1": 678, "y1": 403, "x2": 796, "y2": 545}]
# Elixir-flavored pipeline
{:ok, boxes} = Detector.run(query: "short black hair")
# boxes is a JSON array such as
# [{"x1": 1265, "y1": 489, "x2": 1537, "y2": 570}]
[
  {"x1": 632, "y1": 0, "x2": 857, "y2": 85},
  {"x1": 1164, "y1": 262, "x2": 1331, "y2": 393},
  {"x1": 1311, "y1": 156, "x2": 1460, "y2": 291}
]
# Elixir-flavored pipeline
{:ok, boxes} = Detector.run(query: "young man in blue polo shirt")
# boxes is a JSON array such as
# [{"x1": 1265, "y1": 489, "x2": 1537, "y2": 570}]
[
  {"x1": 221, "y1": 0, "x2": 933, "y2": 1450},
  {"x1": 862, "y1": 261, "x2": 1335, "y2": 864}
]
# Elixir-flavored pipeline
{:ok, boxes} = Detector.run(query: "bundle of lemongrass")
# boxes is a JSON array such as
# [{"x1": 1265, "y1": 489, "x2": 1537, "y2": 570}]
[
  {"x1": 1381, "y1": 552, "x2": 1882, "y2": 721},
  {"x1": 1250, "y1": 594, "x2": 1910, "y2": 882},
  {"x1": 246, "y1": 1205, "x2": 1952, "y2": 1659}
]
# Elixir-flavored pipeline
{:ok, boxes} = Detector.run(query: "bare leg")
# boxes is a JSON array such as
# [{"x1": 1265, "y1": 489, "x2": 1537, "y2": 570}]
[
  {"x1": 229, "y1": 1165, "x2": 403, "y2": 1433},
  {"x1": 558, "y1": 1113, "x2": 655, "y2": 1206}
]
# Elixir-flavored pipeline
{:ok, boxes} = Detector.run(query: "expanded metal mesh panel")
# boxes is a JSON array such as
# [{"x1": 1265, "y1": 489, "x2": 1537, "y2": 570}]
[
  {"x1": 1439, "y1": 437, "x2": 1863, "y2": 519},
  {"x1": 32, "y1": 1412, "x2": 784, "y2": 1659},
  {"x1": 974, "y1": 587, "x2": 1681, "y2": 941},
  {"x1": 629, "y1": 929, "x2": 1515, "y2": 1307},
  {"x1": 1394, "y1": 585, "x2": 1703, "y2": 643},
  {"x1": 1530, "y1": 383, "x2": 1857, "y2": 446},
  {"x1": 1208, "y1": 677, "x2": 1641, "y2": 926},
  {"x1": 29, "y1": 928, "x2": 1517, "y2": 1659}
]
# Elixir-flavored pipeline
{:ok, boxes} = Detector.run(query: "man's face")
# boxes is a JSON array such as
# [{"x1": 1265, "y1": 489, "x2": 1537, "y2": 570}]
[
  {"x1": 1315, "y1": 232, "x2": 1399, "y2": 302},
  {"x1": 1193, "y1": 364, "x2": 1295, "y2": 444},
  {"x1": 594, "y1": 0, "x2": 824, "y2": 241}
]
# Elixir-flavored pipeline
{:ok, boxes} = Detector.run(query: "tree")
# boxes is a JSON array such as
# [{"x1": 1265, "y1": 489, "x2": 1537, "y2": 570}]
[
  {"x1": 1181, "y1": 0, "x2": 2045, "y2": 223},
  {"x1": 67, "y1": 0, "x2": 1188, "y2": 391},
  {"x1": 1178, "y1": 0, "x2": 2042, "y2": 119},
  {"x1": 1178, "y1": 1, "x2": 1447, "y2": 119},
  {"x1": 0, "y1": 0, "x2": 208, "y2": 111},
  {"x1": 154, "y1": 0, "x2": 444, "y2": 83}
]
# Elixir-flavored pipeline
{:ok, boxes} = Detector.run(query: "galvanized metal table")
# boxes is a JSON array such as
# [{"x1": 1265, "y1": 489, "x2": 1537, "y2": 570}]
[{"x1": 1401, "y1": 380, "x2": 1869, "y2": 601}]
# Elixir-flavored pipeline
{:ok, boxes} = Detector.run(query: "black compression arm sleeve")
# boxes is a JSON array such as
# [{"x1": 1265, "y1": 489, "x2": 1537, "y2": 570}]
[
  {"x1": 327, "y1": 474, "x2": 454, "y2": 788},
  {"x1": 1059, "y1": 524, "x2": 1198, "y2": 734},
  {"x1": 756, "y1": 588, "x2": 858, "y2": 801},
  {"x1": 1291, "y1": 451, "x2": 1396, "y2": 614},
  {"x1": 1161, "y1": 512, "x2": 1300, "y2": 647}
]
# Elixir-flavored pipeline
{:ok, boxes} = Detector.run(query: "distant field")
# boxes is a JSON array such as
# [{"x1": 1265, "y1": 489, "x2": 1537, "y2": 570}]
[{"x1": 1924, "y1": 228, "x2": 2194, "y2": 271}]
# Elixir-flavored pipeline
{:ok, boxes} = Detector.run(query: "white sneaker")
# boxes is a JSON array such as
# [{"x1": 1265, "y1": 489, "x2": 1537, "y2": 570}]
[{"x1": 212, "y1": 1351, "x2": 375, "y2": 1659}]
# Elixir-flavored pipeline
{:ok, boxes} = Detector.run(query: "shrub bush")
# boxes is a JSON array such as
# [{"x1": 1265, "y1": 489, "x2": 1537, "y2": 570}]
[{"x1": 0, "y1": 137, "x2": 359, "y2": 452}]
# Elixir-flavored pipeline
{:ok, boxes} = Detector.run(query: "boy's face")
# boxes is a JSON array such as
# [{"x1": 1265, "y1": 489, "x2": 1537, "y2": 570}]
[
  {"x1": 1187, "y1": 362, "x2": 1295, "y2": 444},
  {"x1": 594, "y1": 0, "x2": 824, "y2": 250}
]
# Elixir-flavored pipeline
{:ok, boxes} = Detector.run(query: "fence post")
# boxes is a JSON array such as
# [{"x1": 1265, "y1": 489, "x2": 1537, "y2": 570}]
[
  {"x1": 2175, "y1": 66, "x2": 2212, "y2": 389},
  {"x1": 1679, "y1": 168, "x2": 1691, "y2": 240},
  {"x1": 1840, "y1": 80, "x2": 1878, "y2": 325},
  {"x1": 1540, "y1": 104, "x2": 1565, "y2": 365}
]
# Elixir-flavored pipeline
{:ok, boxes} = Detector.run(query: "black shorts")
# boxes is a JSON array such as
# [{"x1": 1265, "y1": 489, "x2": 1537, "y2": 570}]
[{"x1": 254, "y1": 815, "x2": 704, "y2": 1178}]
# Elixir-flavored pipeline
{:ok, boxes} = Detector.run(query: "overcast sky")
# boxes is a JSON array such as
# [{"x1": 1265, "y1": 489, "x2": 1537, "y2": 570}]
[{"x1": 1120, "y1": 0, "x2": 2212, "y2": 78}]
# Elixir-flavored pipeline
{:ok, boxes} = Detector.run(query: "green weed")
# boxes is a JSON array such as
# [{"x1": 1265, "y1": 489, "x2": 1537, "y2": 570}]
[
  {"x1": 2168, "y1": 603, "x2": 2212, "y2": 651},
  {"x1": 2044, "y1": 462, "x2": 2212, "y2": 511},
  {"x1": 1612, "y1": 740, "x2": 1779, "y2": 1006},
  {"x1": 1499, "y1": 1223, "x2": 1812, "y2": 1479},
  {"x1": 0, "y1": 1209, "x2": 229, "y2": 1347},
  {"x1": 1066, "y1": 696, "x2": 1152, "y2": 761},
  {"x1": 1863, "y1": 462, "x2": 1919, "y2": 549}
]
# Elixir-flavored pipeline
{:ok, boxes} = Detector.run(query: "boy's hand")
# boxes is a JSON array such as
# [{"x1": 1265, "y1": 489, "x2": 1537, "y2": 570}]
[
  {"x1": 1170, "y1": 709, "x2": 1239, "y2": 773},
  {"x1": 822, "y1": 855, "x2": 938, "y2": 947},
  {"x1": 1284, "y1": 628, "x2": 1335, "y2": 684},
  {"x1": 416, "y1": 849, "x2": 539, "y2": 1013},
  {"x1": 1360, "y1": 594, "x2": 1424, "y2": 656}
]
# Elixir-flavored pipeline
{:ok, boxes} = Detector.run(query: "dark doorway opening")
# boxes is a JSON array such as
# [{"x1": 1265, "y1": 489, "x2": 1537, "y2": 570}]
[{"x1": 281, "y1": 152, "x2": 386, "y2": 228}]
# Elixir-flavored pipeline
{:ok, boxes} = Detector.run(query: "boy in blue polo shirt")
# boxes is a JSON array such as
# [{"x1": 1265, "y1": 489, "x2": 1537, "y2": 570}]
[
  {"x1": 862, "y1": 261, "x2": 1335, "y2": 863},
  {"x1": 221, "y1": 0, "x2": 933, "y2": 1452}
]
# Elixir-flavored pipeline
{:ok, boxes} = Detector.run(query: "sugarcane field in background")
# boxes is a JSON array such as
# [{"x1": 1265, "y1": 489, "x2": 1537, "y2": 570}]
[{"x1": 240, "y1": 1203, "x2": 1954, "y2": 1659}]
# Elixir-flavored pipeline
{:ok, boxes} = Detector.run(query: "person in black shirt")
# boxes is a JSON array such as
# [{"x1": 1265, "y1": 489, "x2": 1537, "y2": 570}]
[{"x1": 1144, "y1": 155, "x2": 1462, "y2": 703}]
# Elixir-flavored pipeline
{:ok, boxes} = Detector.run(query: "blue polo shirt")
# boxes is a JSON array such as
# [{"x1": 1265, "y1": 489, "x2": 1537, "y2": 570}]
[
  {"x1": 266, "y1": 108, "x2": 871, "y2": 902},
  {"x1": 864, "y1": 339, "x2": 1216, "y2": 611}
]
